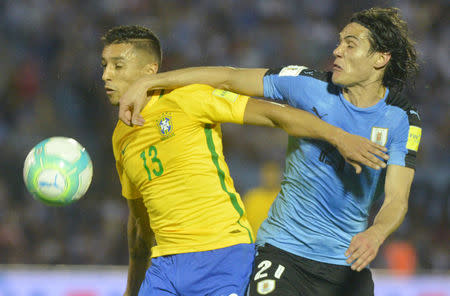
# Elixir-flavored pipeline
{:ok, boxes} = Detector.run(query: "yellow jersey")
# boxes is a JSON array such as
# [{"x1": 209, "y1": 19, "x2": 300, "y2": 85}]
[
  {"x1": 243, "y1": 188, "x2": 279, "y2": 238},
  {"x1": 112, "y1": 84, "x2": 254, "y2": 257}
]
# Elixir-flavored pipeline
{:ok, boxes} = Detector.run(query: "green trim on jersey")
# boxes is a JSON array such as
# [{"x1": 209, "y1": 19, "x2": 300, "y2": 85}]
[{"x1": 204, "y1": 124, "x2": 253, "y2": 243}]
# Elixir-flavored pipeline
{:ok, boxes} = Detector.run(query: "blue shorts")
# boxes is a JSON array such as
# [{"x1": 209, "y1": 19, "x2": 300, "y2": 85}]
[{"x1": 138, "y1": 243, "x2": 255, "y2": 296}]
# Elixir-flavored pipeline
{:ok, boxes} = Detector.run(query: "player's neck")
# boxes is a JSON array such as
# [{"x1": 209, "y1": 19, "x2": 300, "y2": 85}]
[{"x1": 342, "y1": 81, "x2": 386, "y2": 108}]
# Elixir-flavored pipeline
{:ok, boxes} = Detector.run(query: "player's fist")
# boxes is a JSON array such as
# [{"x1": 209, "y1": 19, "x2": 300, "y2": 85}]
[{"x1": 119, "y1": 76, "x2": 153, "y2": 126}]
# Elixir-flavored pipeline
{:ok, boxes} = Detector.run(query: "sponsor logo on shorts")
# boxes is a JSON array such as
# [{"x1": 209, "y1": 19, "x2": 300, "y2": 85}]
[{"x1": 257, "y1": 279, "x2": 276, "y2": 295}]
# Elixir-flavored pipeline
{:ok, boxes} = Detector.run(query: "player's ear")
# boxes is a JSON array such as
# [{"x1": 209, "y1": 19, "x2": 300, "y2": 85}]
[
  {"x1": 374, "y1": 52, "x2": 391, "y2": 69},
  {"x1": 142, "y1": 63, "x2": 159, "y2": 75}
]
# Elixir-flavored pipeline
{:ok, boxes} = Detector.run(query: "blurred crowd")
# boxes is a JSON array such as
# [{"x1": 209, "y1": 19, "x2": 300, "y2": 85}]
[{"x1": 0, "y1": 0, "x2": 448, "y2": 272}]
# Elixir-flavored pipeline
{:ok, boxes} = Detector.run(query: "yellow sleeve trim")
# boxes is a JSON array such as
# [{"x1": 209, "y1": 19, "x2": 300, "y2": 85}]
[{"x1": 406, "y1": 126, "x2": 421, "y2": 151}]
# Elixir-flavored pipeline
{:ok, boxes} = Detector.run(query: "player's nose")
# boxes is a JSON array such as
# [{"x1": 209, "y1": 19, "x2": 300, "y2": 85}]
[
  {"x1": 333, "y1": 44, "x2": 343, "y2": 58},
  {"x1": 102, "y1": 66, "x2": 113, "y2": 81}
]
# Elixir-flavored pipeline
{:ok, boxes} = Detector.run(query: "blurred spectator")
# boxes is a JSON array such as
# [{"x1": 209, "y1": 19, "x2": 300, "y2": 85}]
[
  {"x1": 243, "y1": 161, "x2": 282, "y2": 237},
  {"x1": 383, "y1": 240, "x2": 417, "y2": 275}
]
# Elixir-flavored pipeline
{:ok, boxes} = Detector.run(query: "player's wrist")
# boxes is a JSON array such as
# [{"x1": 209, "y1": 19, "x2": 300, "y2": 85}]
[
  {"x1": 366, "y1": 225, "x2": 385, "y2": 245},
  {"x1": 328, "y1": 127, "x2": 345, "y2": 149}
]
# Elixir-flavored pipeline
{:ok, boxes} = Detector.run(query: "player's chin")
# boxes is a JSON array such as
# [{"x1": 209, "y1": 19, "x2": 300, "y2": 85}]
[
  {"x1": 331, "y1": 72, "x2": 346, "y2": 87},
  {"x1": 107, "y1": 93, "x2": 120, "y2": 106}
]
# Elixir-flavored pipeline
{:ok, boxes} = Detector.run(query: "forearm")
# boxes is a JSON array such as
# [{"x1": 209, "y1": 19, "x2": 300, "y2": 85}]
[
  {"x1": 369, "y1": 166, "x2": 414, "y2": 244},
  {"x1": 368, "y1": 199, "x2": 408, "y2": 244},
  {"x1": 143, "y1": 67, "x2": 267, "y2": 96},
  {"x1": 263, "y1": 102, "x2": 345, "y2": 146},
  {"x1": 125, "y1": 216, "x2": 151, "y2": 295},
  {"x1": 126, "y1": 258, "x2": 149, "y2": 295}
]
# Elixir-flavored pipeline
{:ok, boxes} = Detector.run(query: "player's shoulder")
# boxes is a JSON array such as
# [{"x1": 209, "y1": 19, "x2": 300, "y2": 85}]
[
  {"x1": 170, "y1": 84, "x2": 243, "y2": 105},
  {"x1": 265, "y1": 65, "x2": 333, "y2": 83},
  {"x1": 111, "y1": 121, "x2": 127, "y2": 158},
  {"x1": 112, "y1": 120, "x2": 127, "y2": 142},
  {"x1": 385, "y1": 89, "x2": 421, "y2": 127},
  {"x1": 170, "y1": 84, "x2": 214, "y2": 96}
]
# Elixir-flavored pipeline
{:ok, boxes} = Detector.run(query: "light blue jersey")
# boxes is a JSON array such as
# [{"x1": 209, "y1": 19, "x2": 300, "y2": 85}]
[{"x1": 257, "y1": 66, "x2": 421, "y2": 265}]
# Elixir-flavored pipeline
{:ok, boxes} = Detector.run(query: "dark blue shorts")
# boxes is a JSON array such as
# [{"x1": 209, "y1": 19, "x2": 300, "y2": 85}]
[{"x1": 138, "y1": 243, "x2": 255, "y2": 296}]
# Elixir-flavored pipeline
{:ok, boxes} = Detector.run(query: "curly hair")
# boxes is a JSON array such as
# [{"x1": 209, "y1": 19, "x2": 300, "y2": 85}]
[
  {"x1": 350, "y1": 7, "x2": 418, "y2": 91},
  {"x1": 102, "y1": 25, "x2": 162, "y2": 65}
]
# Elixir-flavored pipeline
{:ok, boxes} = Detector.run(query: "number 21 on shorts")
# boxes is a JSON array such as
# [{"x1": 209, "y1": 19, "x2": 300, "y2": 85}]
[
  {"x1": 254, "y1": 260, "x2": 285, "y2": 295},
  {"x1": 254, "y1": 260, "x2": 285, "y2": 280}
]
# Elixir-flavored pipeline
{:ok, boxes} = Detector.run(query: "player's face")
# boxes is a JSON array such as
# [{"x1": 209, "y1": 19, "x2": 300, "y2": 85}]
[
  {"x1": 101, "y1": 43, "x2": 150, "y2": 105},
  {"x1": 331, "y1": 23, "x2": 381, "y2": 87}
]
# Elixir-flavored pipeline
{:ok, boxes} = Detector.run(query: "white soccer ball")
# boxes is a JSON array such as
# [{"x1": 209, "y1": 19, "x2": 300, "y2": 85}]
[{"x1": 23, "y1": 137, "x2": 93, "y2": 206}]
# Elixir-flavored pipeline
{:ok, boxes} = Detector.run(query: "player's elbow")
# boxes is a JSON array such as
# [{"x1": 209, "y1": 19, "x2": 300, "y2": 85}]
[
  {"x1": 393, "y1": 200, "x2": 409, "y2": 220},
  {"x1": 220, "y1": 67, "x2": 239, "y2": 90},
  {"x1": 278, "y1": 116, "x2": 301, "y2": 136},
  {"x1": 129, "y1": 244, "x2": 150, "y2": 260},
  {"x1": 400, "y1": 203, "x2": 408, "y2": 216}
]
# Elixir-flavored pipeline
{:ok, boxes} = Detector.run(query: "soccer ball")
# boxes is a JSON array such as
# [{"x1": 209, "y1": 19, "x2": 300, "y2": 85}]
[{"x1": 23, "y1": 137, "x2": 93, "y2": 206}]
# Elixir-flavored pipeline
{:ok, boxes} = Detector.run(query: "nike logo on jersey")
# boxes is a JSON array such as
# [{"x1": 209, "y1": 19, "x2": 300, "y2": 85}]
[
  {"x1": 312, "y1": 107, "x2": 327, "y2": 119},
  {"x1": 121, "y1": 142, "x2": 130, "y2": 155}
]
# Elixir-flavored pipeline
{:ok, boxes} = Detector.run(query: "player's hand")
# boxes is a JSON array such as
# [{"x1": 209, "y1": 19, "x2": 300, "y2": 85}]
[
  {"x1": 335, "y1": 131, "x2": 389, "y2": 174},
  {"x1": 345, "y1": 227, "x2": 382, "y2": 272},
  {"x1": 119, "y1": 76, "x2": 153, "y2": 126}
]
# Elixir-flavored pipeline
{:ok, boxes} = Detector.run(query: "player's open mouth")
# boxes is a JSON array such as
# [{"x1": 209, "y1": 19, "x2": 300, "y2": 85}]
[
  {"x1": 105, "y1": 87, "x2": 115, "y2": 94},
  {"x1": 333, "y1": 64, "x2": 343, "y2": 71}
]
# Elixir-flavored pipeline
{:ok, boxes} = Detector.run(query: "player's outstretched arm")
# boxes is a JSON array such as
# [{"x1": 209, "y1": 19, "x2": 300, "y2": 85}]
[
  {"x1": 243, "y1": 98, "x2": 389, "y2": 173},
  {"x1": 119, "y1": 67, "x2": 267, "y2": 126},
  {"x1": 345, "y1": 165, "x2": 414, "y2": 271},
  {"x1": 124, "y1": 198, "x2": 153, "y2": 296}
]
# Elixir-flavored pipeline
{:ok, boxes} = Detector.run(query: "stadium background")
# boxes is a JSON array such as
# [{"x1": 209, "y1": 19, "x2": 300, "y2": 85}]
[{"x1": 0, "y1": 0, "x2": 448, "y2": 294}]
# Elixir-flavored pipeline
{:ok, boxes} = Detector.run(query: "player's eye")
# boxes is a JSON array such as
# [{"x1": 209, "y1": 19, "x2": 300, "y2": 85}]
[
  {"x1": 347, "y1": 41, "x2": 356, "y2": 48},
  {"x1": 115, "y1": 64, "x2": 124, "y2": 69}
]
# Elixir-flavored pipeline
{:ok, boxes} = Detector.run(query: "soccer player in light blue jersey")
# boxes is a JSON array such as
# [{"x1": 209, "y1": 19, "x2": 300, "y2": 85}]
[{"x1": 118, "y1": 7, "x2": 421, "y2": 296}]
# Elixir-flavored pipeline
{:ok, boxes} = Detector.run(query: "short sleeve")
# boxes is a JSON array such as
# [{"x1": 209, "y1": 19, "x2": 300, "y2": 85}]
[
  {"x1": 263, "y1": 66, "x2": 308, "y2": 102},
  {"x1": 387, "y1": 108, "x2": 422, "y2": 169},
  {"x1": 116, "y1": 161, "x2": 142, "y2": 199},
  {"x1": 173, "y1": 84, "x2": 249, "y2": 124},
  {"x1": 263, "y1": 66, "x2": 335, "y2": 111}
]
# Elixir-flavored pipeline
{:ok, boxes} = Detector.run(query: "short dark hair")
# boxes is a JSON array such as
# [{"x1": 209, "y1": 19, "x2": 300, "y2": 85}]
[
  {"x1": 102, "y1": 25, "x2": 162, "y2": 65},
  {"x1": 351, "y1": 7, "x2": 418, "y2": 91}
]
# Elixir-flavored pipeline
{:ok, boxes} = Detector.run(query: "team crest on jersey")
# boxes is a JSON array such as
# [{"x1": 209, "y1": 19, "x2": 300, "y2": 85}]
[
  {"x1": 156, "y1": 113, "x2": 175, "y2": 140},
  {"x1": 370, "y1": 127, "x2": 389, "y2": 146},
  {"x1": 257, "y1": 279, "x2": 275, "y2": 295}
]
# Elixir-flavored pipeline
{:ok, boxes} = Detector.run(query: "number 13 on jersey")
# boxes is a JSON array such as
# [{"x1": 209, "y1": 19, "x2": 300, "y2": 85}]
[{"x1": 140, "y1": 145, "x2": 164, "y2": 180}]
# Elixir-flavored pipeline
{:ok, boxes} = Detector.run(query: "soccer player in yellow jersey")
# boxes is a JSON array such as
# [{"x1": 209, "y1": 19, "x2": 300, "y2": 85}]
[
  {"x1": 243, "y1": 162, "x2": 281, "y2": 236},
  {"x1": 101, "y1": 26, "x2": 389, "y2": 296}
]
